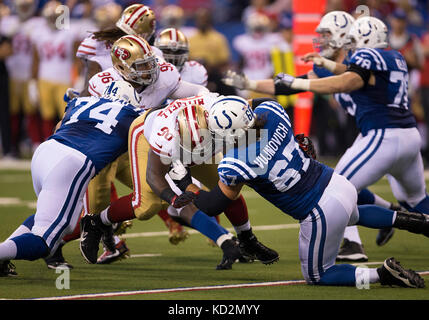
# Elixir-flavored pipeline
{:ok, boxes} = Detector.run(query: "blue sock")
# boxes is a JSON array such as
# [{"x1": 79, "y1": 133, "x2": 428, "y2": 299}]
[
  {"x1": 357, "y1": 205, "x2": 395, "y2": 228},
  {"x1": 318, "y1": 264, "x2": 356, "y2": 286},
  {"x1": 357, "y1": 189, "x2": 375, "y2": 205},
  {"x1": 413, "y1": 195, "x2": 429, "y2": 214},
  {"x1": 22, "y1": 214, "x2": 35, "y2": 229},
  {"x1": 190, "y1": 210, "x2": 229, "y2": 243},
  {"x1": 10, "y1": 233, "x2": 49, "y2": 261}
]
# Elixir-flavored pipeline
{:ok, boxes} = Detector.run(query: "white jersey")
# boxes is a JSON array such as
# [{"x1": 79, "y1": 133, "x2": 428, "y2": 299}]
[
  {"x1": 180, "y1": 60, "x2": 208, "y2": 87},
  {"x1": 0, "y1": 15, "x2": 45, "y2": 81},
  {"x1": 88, "y1": 58, "x2": 180, "y2": 110},
  {"x1": 233, "y1": 32, "x2": 290, "y2": 80},
  {"x1": 33, "y1": 23, "x2": 81, "y2": 84},
  {"x1": 144, "y1": 93, "x2": 220, "y2": 159},
  {"x1": 77, "y1": 33, "x2": 163, "y2": 71}
]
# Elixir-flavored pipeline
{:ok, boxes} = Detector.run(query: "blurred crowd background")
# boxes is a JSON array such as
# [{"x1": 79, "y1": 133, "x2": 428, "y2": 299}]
[{"x1": 0, "y1": 0, "x2": 428, "y2": 166}]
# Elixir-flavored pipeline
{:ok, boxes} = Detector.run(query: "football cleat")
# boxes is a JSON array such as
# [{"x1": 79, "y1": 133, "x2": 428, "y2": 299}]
[
  {"x1": 376, "y1": 227, "x2": 395, "y2": 246},
  {"x1": 166, "y1": 218, "x2": 190, "y2": 245},
  {"x1": 336, "y1": 239, "x2": 368, "y2": 262},
  {"x1": 216, "y1": 239, "x2": 242, "y2": 270},
  {"x1": 237, "y1": 229, "x2": 279, "y2": 265},
  {"x1": 377, "y1": 257, "x2": 425, "y2": 288},
  {"x1": 0, "y1": 260, "x2": 17, "y2": 277},
  {"x1": 112, "y1": 220, "x2": 133, "y2": 236},
  {"x1": 97, "y1": 239, "x2": 130, "y2": 264},
  {"x1": 80, "y1": 214, "x2": 118, "y2": 264},
  {"x1": 44, "y1": 243, "x2": 73, "y2": 270}
]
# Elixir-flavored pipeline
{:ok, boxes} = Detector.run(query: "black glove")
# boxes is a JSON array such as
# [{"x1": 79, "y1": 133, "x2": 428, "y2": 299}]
[
  {"x1": 170, "y1": 191, "x2": 198, "y2": 209},
  {"x1": 295, "y1": 134, "x2": 316, "y2": 160}
]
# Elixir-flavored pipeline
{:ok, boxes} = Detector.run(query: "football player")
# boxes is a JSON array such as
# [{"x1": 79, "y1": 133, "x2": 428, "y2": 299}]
[
  {"x1": 31, "y1": 0, "x2": 82, "y2": 140},
  {"x1": 170, "y1": 95, "x2": 428, "y2": 288},
  {"x1": 74, "y1": 5, "x2": 189, "y2": 264},
  {"x1": 79, "y1": 93, "x2": 279, "y2": 270},
  {"x1": 155, "y1": 27, "x2": 207, "y2": 87},
  {"x1": 222, "y1": 11, "x2": 403, "y2": 261},
  {"x1": 0, "y1": 0, "x2": 45, "y2": 156},
  {"x1": 274, "y1": 17, "x2": 429, "y2": 232},
  {"x1": 0, "y1": 81, "x2": 143, "y2": 277},
  {"x1": 232, "y1": 11, "x2": 290, "y2": 99}
]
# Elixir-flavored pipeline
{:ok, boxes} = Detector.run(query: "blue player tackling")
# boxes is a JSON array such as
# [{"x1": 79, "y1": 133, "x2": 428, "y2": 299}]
[
  {"x1": 0, "y1": 81, "x2": 143, "y2": 276},
  {"x1": 170, "y1": 95, "x2": 429, "y2": 288}
]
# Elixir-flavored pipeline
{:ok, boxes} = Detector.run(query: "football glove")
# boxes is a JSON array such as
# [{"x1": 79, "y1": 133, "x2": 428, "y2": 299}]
[
  {"x1": 63, "y1": 88, "x2": 80, "y2": 103},
  {"x1": 274, "y1": 73, "x2": 296, "y2": 88},
  {"x1": 170, "y1": 191, "x2": 198, "y2": 209},
  {"x1": 222, "y1": 70, "x2": 256, "y2": 90},
  {"x1": 295, "y1": 133, "x2": 316, "y2": 160},
  {"x1": 168, "y1": 160, "x2": 192, "y2": 192}
]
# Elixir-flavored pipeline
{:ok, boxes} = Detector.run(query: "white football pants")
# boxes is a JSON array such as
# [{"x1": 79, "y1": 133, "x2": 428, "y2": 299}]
[{"x1": 31, "y1": 139, "x2": 95, "y2": 253}]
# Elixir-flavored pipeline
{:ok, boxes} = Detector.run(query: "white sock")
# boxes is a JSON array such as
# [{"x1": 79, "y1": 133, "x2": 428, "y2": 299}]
[
  {"x1": 355, "y1": 267, "x2": 380, "y2": 288},
  {"x1": 216, "y1": 233, "x2": 234, "y2": 247},
  {"x1": 343, "y1": 226, "x2": 362, "y2": 244},
  {"x1": 0, "y1": 240, "x2": 18, "y2": 261},
  {"x1": 234, "y1": 221, "x2": 251, "y2": 234},
  {"x1": 7, "y1": 225, "x2": 31, "y2": 241},
  {"x1": 373, "y1": 194, "x2": 392, "y2": 209},
  {"x1": 100, "y1": 207, "x2": 112, "y2": 226}
]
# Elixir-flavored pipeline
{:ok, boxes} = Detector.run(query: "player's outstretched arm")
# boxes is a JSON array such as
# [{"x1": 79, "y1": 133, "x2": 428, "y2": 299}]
[
  {"x1": 302, "y1": 52, "x2": 348, "y2": 75},
  {"x1": 277, "y1": 71, "x2": 364, "y2": 95}
]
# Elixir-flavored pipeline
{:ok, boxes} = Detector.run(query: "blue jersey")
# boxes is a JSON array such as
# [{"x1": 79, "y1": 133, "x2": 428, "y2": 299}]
[
  {"x1": 218, "y1": 101, "x2": 334, "y2": 220},
  {"x1": 348, "y1": 48, "x2": 416, "y2": 135},
  {"x1": 50, "y1": 96, "x2": 142, "y2": 174}
]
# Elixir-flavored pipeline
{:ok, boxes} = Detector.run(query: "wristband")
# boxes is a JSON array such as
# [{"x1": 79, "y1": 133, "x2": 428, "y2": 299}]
[
  {"x1": 319, "y1": 57, "x2": 337, "y2": 73},
  {"x1": 247, "y1": 80, "x2": 257, "y2": 91},
  {"x1": 160, "y1": 188, "x2": 176, "y2": 204},
  {"x1": 291, "y1": 78, "x2": 311, "y2": 91}
]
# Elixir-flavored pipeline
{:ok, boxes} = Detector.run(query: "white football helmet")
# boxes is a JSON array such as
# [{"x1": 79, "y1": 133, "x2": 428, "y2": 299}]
[
  {"x1": 102, "y1": 80, "x2": 141, "y2": 107},
  {"x1": 208, "y1": 96, "x2": 255, "y2": 143},
  {"x1": 313, "y1": 11, "x2": 356, "y2": 58},
  {"x1": 347, "y1": 16, "x2": 388, "y2": 50}
]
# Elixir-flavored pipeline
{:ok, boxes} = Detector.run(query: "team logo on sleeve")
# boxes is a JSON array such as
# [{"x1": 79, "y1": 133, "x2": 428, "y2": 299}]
[{"x1": 113, "y1": 47, "x2": 131, "y2": 60}]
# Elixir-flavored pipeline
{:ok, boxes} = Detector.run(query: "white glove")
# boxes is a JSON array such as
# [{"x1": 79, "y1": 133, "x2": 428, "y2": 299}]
[
  {"x1": 169, "y1": 160, "x2": 193, "y2": 192},
  {"x1": 28, "y1": 79, "x2": 39, "y2": 107},
  {"x1": 222, "y1": 70, "x2": 257, "y2": 90},
  {"x1": 274, "y1": 73, "x2": 296, "y2": 87},
  {"x1": 274, "y1": 73, "x2": 310, "y2": 91}
]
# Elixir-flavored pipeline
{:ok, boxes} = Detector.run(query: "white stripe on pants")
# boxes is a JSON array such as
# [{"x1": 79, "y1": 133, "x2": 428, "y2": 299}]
[
  {"x1": 299, "y1": 173, "x2": 358, "y2": 284},
  {"x1": 31, "y1": 139, "x2": 95, "y2": 252}
]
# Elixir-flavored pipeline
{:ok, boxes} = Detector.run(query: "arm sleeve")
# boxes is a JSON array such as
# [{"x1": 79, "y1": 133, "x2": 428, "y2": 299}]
[
  {"x1": 274, "y1": 74, "x2": 308, "y2": 95},
  {"x1": 193, "y1": 185, "x2": 233, "y2": 216},
  {"x1": 346, "y1": 63, "x2": 371, "y2": 86},
  {"x1": 169, "y1": 80, "x2": 209, "y2": 99}
]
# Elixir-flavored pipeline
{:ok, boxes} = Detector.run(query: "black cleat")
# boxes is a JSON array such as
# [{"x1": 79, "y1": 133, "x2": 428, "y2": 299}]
[
  {"x1": 216, "y1": 239, "x2": 242, "y2": 270},
  {"x1": 80, "y1": 214, "x2": 117, "y2": 264},
  {"x1": 376, "y1": 227, "x2": 395, "y2": 246},
  {"x1": 237, "y1": 229, "x2": 279, "y2": 265},
  {"x1": 44, "y1": 243, "x2": 73, "y2": 270},
  {"x1": 336, "y1": 239, "x2": 368, "y2": 262},
  {"x1": 377, "y1": 257, "x2": 425, "y2": 288},
  {"x1": 0, "y1": 260, "x2": 17, "y2": 277}
]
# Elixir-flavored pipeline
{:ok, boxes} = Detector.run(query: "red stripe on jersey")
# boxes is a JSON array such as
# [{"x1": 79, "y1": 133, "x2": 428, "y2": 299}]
[
  {"x1": 149, "y1": 145, "x2": 170, "y2": 156},
  {"x1": 77, "y1": 50, "x2": 96, "y2": 55},
  {"x1": 80, "y1": 44, "x2": 96, "y2": 50},
  {"x1": 89, "y1": 83, "x2": 100, "y2": 96}
]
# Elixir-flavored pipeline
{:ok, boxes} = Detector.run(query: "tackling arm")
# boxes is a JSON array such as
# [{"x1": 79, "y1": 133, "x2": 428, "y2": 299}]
[{"x1": 169, "y1": 80, "x2": 209, "y2": 99}]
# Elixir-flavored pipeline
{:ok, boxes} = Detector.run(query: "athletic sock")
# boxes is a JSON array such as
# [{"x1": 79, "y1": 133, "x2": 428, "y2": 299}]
[
  {"x1": 107, "y1": 193, "x2": 135, "y2": 224},
  {"x1": 0, "y1": 239, "x2": 18, "y2": 261},
  {"x1": 190, "y1": 210, "x2": 230, "y2": 246},
  {"x1": 7, "y1": 214, "x2": 35, "y2": 240},
  {"x1": 357, "y1": 205, "x2": 396, "y2": 228},
  {"x1": 343, "y1": 226, "x2": 362, "y2": 244},
  {"x1": 223, "y1": 195, "x2": 249, "y2": 227},
  {"x1": 9, "y1": 233, "x2": 49, "y2": 260},
  {"x1": 358, "y1": 189, "x2": 391, "y2": 209},
  {"x1": 318, "y1": 264, "x2": 356, "y2": 286}
]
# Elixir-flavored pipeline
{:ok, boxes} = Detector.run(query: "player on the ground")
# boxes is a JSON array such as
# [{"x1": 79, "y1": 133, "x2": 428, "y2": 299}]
[
  {"x1": 274, "y1": 17, "x2": 429, "y2": 232},
  {"x1": 79, "y1": 93, "x2": 279, "y2": 270},
  {"x1": 170, "y1": 95, "x2": 428, "y2": 288},
  {"x1": 0, "y1": 81, "x2": 143, "y2": 277},
  {"x1": 222, "y1": 11, "x2": 404, "y2": 261}
]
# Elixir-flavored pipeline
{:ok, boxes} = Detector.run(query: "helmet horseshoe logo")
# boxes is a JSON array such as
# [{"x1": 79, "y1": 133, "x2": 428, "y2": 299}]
[
  {"x1": 334, "y1": 14, "x2": 348, "y2": 28},
  {"x1": 214, "y1": 110, "x2": 233, "y2": 130}
]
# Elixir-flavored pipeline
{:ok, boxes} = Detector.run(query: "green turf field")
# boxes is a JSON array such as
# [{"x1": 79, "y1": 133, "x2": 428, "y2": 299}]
[{"x1": 0, "y1": 159, "x2": 429, "y2": 301}]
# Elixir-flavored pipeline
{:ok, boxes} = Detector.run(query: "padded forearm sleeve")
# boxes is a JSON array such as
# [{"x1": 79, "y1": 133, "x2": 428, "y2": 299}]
[{"x1": 193, "y1": 185, "x2": 233, "y2": 216}]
